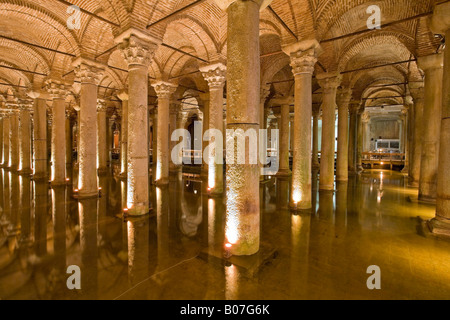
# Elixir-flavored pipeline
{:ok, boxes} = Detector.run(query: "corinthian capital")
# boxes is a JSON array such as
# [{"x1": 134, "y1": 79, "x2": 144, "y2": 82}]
[
  {"x1": 152, "y1": 81, "x2": 177, "y2": 99},
  {"x1": 200, "y1": 63, "x2": 226, "y2": 89},
  {"x1": 45, "y1": 79, "x2": 69, "y2": 99},
  {"x1": 73, "y1": 58, "x2": 104, "y2": 85},
  {"x1": 337, "y1": 88, "x2": 352, "y2": 108},
  {"x1": 317, "y1": 72, "x2": 342, "y2": 93},
  {"x1": 283, "y1": 40, "x2": 321, "y2": 76},
  {"x1": 409, "y1": 82, "x2": 424, "y2": 102},
  {"x1": 115, "y1": 29, "x2": 160, "y2": 68},
  {"x1": 97, "y1": 99, "x2": 107, "y2": 112}
]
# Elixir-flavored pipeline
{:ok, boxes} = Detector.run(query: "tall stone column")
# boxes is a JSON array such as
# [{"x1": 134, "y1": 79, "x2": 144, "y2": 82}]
[
  {"x1": 429, "y1": 4, "x2": 450, "y2": 234},
  {"x1": 169, "y1": 102, "x2": 181, "y2": 172},
  {"x1": 73, "y1": 58, "x2": 104, "y2": 198},
  {"x1": 409, "y1": 82, "x2": 425, "y2": 187},
  {"x1": 312, "y1": 104, "x2": 320, "y2": 169},
  {"x1": 317, "y1": 72, "x2": 341, "y2": 191},
  {"x1": 215, "y1": 0, "x2": 271, "y2": 256},
  {"x1": 400, "y1": 107, "x2": 409, "y2": 173},
  {"x1": 118, "y1": 91, "x2": 129, "y2": 179},
  {"x1": 336, "y1": 89, "x2": 352, "y2": 182},
  {"x1": 153, "y1": 82, "x2": 176, "y2": 185},
  {"x1": 0, "y1": 116, "x2": 3, "y2": 166},
  {"x1": 348, "y1": 102, "x2": 359, "y2": 173},
  {"x1": 273, "y1": 100, "x2": 291, "y2": 176},
  {"x1": 18, "y1": 100, "x2": 33, "y2": 175},
  {"x1": 97, "y1": 100, "x2": 108, "y2": 174},
  {"x1": 200, "y1": 63, "x2": 226, "y2": 194},
  {"x1": 8, "y1": 103, "x2": 20, "y2": 171},
  {"x1": 65, "y1": 109, "x2": 73, "y2": 169},
  {"x1": 283, "y1": 40, "x2": 320, "y2": 210},
  {"x1": 46, "y1": 81, "x2": 67, "y2": 185},
  {"x1": 356, "y1": 109, "x2": 364, "y2": 172},
  {"x1": 363, "y1": 113, "x2": 371, "y2": 153},
  {"x1": 2, "y1": 112, "x2": 10, "y2": 167},
  {"x1": 199, "y1": 93, "x2": 210, "y2": 177},
  {"x1": 116, "y1": 30, "x2": 159, "y2": 215},
  {"x1": 417, "y1": 53, "x2": 443, "y2": 202}
]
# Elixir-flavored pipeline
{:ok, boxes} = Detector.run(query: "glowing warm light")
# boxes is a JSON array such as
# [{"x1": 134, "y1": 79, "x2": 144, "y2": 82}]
[
  {"x1": 225, "y1": 211, "x2": 239, "y2": 245},
  {"x1": 66, "y1": 178, "x2": 70, "y2": 182},
  {"x1": 292, "y1": 189, "x2": 302, "y2": 204},
  {"x1": 225, "y1": 243, "x2": 232, "y2": 248},
  {"x1": 381, "y1": 162, "x2": 384, "y2": 165},
  {"x1": 156, "y1": 162, "x2": 162, "y2": 181},
  {"x1": 74, "y1": 189, "x2": 79, "y2": 193},
  {"x1": 194, "y1": 190, "x2": 198, "y2": 195}
]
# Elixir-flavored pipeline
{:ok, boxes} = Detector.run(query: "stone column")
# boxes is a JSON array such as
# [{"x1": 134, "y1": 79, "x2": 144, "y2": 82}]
[
  {"x1": 153, "y1": 82, "x2": 176, "y2": 185},
  {"x1": 348, "y1": 102, "x2": 359, "y2": 173},
  {"x1": 65, "y1": 109, "x2": 73, "y2": 168},
  {"x1": 317, "y1": 72, "x2": 341, "y2": 190},
  {"x1": 8, "y1": 103, "x2": 20, "y2": 171},
  {"x1": 116, "y1": 30, "x2": 159, "y2": 215},
  {"x1": 312, "y1": 104, "x2": 320, "y2": 169},
  {"x1": 363, "y1": 113, "x2": 371, "y2": 153},
  {"x1": 216, "y1": 0, "x2": 271, "y2": 256},
  {"x1": 169, "y1": 101, "x2": 181, "y2": 172},
  {"x1": 356, "y1": 109, "x2": 364, "y2": 172},
  {"x1": 118, "y1": 91, "x2": 129, "y2": 179},
  {"x1": 0, "y1": 116, "x2": 3, "y2": 166},
  {"x1": 283, "y1": 40, "x2": 320, "y2": 210},
  {"x1": 97, "y1": 100, "x2": 108, "y2": 174},
  {"x1": 47, "y1": 82, "x2": 67, "y2": 185},
  {"x1": 429, "y1": 4, "x2": 450, "y2": 235},
  {"x1": 199, "y1": 93, "x2": 210, "y2": 177},
  {"x1": 2, "y1": 112, "x2": 10, "y2": 167},
  {"x1": 200, "y1": 63, "x2": 226, "y2": 194},
  {"x1": 273, "y1": 100, "x2": 291, "y2": 176},
  {"x1": 417, "y1": 53, "x2": 443, "y2": 202},
  {"x1": 400, "y1": 107, "x2": 409, "y2": 173},
  {"x1": 73, "y1": 58, "x2": 104, "y2": 198},
  {"x1": 18, "y1": 100, "x2": 33, "y2": 175},
  {"x1": 409, "y1": 82, "x2": 425, "y2": 187},
  {"x1": 336, "y1": 89, "x2": 352, "y2": 182},
  {"x1": 260, "y1": 86, "x2": 270, "y2": 181}
]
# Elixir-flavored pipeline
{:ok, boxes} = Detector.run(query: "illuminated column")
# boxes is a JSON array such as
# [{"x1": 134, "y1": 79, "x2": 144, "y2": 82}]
[
  {"x1": 118, "y1": 91, "x2": 129, "y2": 179},
  {"x1": 73, "y1": 58, "x2": 104, "y2": 198},
  {"x1": 169, "y1": 102, "x2": 181, "y2": 172},
  {"x1": 200, "y1": 63, "x2": 226, "y2": 194},
  {"x1": 400, "y1": 106, "x2": 410, "y2": 173},
  {"x1": 97, "y1": 100, "x2": 108, "y2": 174},
  {"x1": 2, "y1": 112, "x2": 10, "y2": 167},
  {"x1": 117, "y1": 30, "x2": 159, "y2": 214},
  {"x1": 49, "y1": 91, "x2": 66, "y2": 184},
  {"x1": 274, "y1": 100, "x2": 291, "y2": 176},
  {"x1": 430, "y1": 4, "x2": 450, "y2": 234},
  {"x1": 65, "y1": 108, "x2": 73, "y2": 170},
  {"x1": 18, "y1": 100, "x2": 33, "y2": 175},
  {"x1": 0, "y1": 116, "x2": 3, "y2": 166},
  {"x1": 417, "y1": 53, "x2": 443, "y2": 202},
  {"x1": 336, "y1": 89, "x2": 352, "y2": 182},
  {"x1": 356, "y1": 109, "x2": 364, "y2": 172},
  {"x1": 8, "y1": 103, "x2": 20, "y2": 171},
  {"x1": 153, "y1": 81, "x2": 176, "y2": 185},
  {"x1": 312, "y1": 104, "x2": 320, "y2": 169},
  {"x1": 217, "y1": 0, "x2": 271, "y2": 256},
  {"x1": 409, "y1": 83, "x2": 425, "y2": 187},
  {"x1": 199, "y1": 93, "x2": 210, "y2": 177},
  {"x1": 317, "y1": 72, "x2": 341, "y2": 191},
  {"x1": 283, "y1": 40, "x2": 320, "y2": 210},
  {"x1": 348, "y1": 102, "x2": 359, "y2": 173}
]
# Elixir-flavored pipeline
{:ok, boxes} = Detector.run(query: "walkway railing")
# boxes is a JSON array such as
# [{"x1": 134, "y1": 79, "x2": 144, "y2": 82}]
[{"x1": 362, "y1": 152, "x2": 405, "y2": 169}]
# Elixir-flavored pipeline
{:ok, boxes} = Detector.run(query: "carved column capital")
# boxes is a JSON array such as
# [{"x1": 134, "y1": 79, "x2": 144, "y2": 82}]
[
  {"x1": 200, "y1": 63, "x2": 226, "y2": 89},
  {"x1": 152, "y1": 81, "x2": 177, "y2": 99},
  {"x1": 45, "y1": 79, "x2": 69, "y2": 100},
  {"x1": 73, "y1": 58, "x2": 104, "y2": 85},
  {"x1": 97, "y1": 99, "x2": 107, "y2": 112},
  {"x1": 118, "y1": 34, "x2": 158, "y2": 67},
  {"x1": 317, "y1": 72, "x2": 342, "y2": 93}
]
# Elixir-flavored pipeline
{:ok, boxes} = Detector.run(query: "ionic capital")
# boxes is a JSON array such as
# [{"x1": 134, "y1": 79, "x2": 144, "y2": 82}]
[
  {"x1": 152, "y1": 81, "x2": 177, "y2": 99},
  {"x1": 200, "y1": 63, "x2": 226, "y2": 89}
]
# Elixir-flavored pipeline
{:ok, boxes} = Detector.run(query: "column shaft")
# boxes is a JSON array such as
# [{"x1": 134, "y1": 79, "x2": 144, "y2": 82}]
[
  {"x1": 51, "y1": 98, "x2": 66, "y2": 184},
  {"x1": 97, "y1": 105, "x2": 107, "y2": 174},
  {"x1": 337, "y1": 91, "x2": 351, "y2": 181},
  {"x1": 19, "y1": 107, "x2": 32, "y2": 174},
  {"x1": 33, "y1": 98, "x2": 48, "y2": 179},
  {"x1": 3, "y1": 116, "x2": 10, "y2": 167},
  {"x1": 278, "y1": 104, "x2": 291, "y2": 176},
  {"x1": 10, "y1": 111, "x2": 20, "y2": 171}
]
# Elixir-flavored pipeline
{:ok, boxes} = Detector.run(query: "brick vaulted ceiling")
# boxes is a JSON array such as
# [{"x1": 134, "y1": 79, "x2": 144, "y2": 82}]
[{"x1": 0, "y1": 0, "x2": 444, "y2": 106}]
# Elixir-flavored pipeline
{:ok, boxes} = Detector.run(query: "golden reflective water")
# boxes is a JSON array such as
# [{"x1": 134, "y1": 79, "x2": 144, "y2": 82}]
[{"x1": 0, "y1": 168, "x2": 449, "y2": 300}]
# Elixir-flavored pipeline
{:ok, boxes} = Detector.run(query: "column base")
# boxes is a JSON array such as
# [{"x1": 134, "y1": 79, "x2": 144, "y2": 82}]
[
  {"x1": 75, "y1": 190, "x2": 100, "y2": 199},
  {"x1": 208, "y1": 189, "x2": 224, "y2": 198},
  {"x1": 119, "y1": 172, "x2": 127, "y2": 180},
  {"x1": 33, "y1": 173, "x2": 48, "y2": 181},
  {"x1": 18, "y1": 168, "x2": 33, "y2": 176},
  {"x1": 290, "y1": 202, "x2": 312, "y2": 212},
  {"x1": 98, "y1": 167, "x2": 108, "y2": 175},
  {"x1": 401, "y1": 166, "x2": 409, "y2": 174},
  {"x1": 125, "y1": 204, "x2": 150, "y2": 217},
  {"x1": 51, "y1": 180, "x2": 68, "y2": 187},
  {"x1": 426, "y1": 217, "x2": 450, "y2": 238},
  {"x1": 418, "y1": 195, "x2": 437, "y2": 205},
  {"x1": 276, "y1": 169, "x2": 292, "y2": 177},
  {"x1": 319, "y1": 184, "x2": 335, "y2": 191},
  {"x1": 155, "y1": 178, "x2": 169, "y2": 186}
]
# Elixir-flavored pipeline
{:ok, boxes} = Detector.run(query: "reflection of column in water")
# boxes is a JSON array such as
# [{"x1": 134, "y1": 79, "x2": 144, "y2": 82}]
[
  {"x1": 225, "y1": 263, "x2": 238, "y2": 300},
  {"x1": 311, "y1": 169, "x2": 319, "y2": 215},
  {"x1": 276, "y1": 178, "x2": 290, "y2": 210},
  {"x1": 51, "y1": 186, "x2": 67, "y2": 291},
  {"x1": 98, "y1": 175, "x2": 107, "y2": 240},
  {"x1": 79, "y1": 198, "x2": 98, "y2": 299},
  {"x1": 2, "y1": 171, "x2": 10, "y2": 222},
  {"x1": 121, "y1": 180, "x2": 127, "y2": 211},
  {"x1": 290, "y1": 214, "x2": 311, "y2": 299},
  {"x1": 19, "y1": 176, "x2": 32, "y2": 244},
  {"x1": 156, "y1": 186, "x2": 170, "y2": 271},
  {"x1": 34, "y1": 180, "x2": 48, "y2": 257},
  {"x1": 127, "y1": 216, "x2": 149, "y2": 290},
  {"x1": 335, "y1": 182, "x2": 348, "y2": 234},
  {"x1": 10, "y1": 172, "x2": 19, "y2": 232}
]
